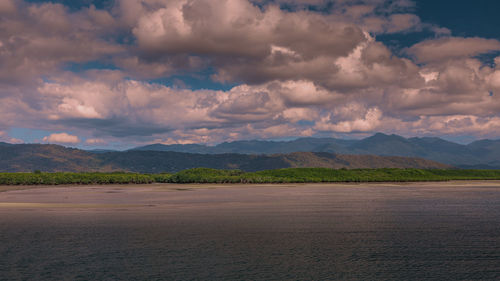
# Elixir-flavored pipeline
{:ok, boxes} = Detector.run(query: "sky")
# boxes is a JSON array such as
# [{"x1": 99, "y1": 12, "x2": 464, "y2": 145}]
[{"x1": 1, "y1": 0, "x2": 500, "y2": 149}]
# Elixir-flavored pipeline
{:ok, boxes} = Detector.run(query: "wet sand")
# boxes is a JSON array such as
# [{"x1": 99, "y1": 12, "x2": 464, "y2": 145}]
[
  {"x1": 1, "y1": 181, "x2": 500, "y2": 211},
  {"x1": 2, "y1": 181, "x2": 500, "y2": 280}
]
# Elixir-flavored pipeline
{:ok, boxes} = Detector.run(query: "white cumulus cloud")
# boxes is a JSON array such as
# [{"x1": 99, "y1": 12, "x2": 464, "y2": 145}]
[{"x1": 43, "y1": 133, "x2": 80, "y2": 144}]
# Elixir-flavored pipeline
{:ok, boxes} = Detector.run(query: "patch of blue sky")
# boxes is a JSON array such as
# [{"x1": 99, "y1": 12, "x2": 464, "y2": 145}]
[
  {"x1": 148, "y1": 75, "x2": 239, "y2": 91},
  {"x1": 24, "y1": 0, "x2": 114, "y2": 11},
  {"x1": 8, "y1": 128, "x2": 55, "y2": 143},
  {"x1": 474, "y1": 51, "x2": 500, "y2": 68},
  {"x1": 79, "y1": 140, "x2": 128, "y2": 151},
  {"x1": 147, "y1": 66, "x2": 240, "y2": 91},
  {"x1": 296, "y1": 120, "x2": 315, "y2": 126},
  {"x1": 250, "y1": 0, "x2": 334, "y2": 13},
  {"x1": 7, "y1": 127, "x2": 128, "y2": 149},
  {"x1": 375, "y1": 30, "x2": 437, "y2": 55},
  {"x1": 63, "y1": 60, "x2": 119, "y2": 73},
  {"x1": 416, "y1": 0, "x2": 500, "y2": 40},
  {"x1": 41, "y1": 77, "x2": 58, "y2": 84}
]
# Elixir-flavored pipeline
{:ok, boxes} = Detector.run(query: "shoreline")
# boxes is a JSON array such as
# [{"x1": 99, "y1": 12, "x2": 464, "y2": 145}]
[
  {"x1": 1, "y1": 181, "x2": 500, "y2": 212},
  {"x1": 2, "y1": 180, "x2": 500, "y2": 193}
]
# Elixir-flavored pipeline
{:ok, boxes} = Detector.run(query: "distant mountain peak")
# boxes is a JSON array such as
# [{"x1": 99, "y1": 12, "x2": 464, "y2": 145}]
[
  {"x1": 123, "y1": 133, "x2": 500, "y2": 169},
  {"x1": 0, "y1": 144, "x2": 451, "y2": 172},
  {"x1": 368, "y1": 133, "x2": 405, "y2": 140}
]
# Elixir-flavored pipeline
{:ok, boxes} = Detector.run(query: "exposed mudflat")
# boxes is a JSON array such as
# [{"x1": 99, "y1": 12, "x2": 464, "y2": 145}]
[
  {"x1": 1, "y1": 181, "x2": 500, "y2": 280},
  {"x1": 2, "y1": 181, "x2": 500, "y2": 209}
]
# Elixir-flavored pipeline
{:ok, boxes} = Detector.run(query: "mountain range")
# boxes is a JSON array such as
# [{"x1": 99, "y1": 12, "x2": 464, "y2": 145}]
[
  {"x1": 132, "y1": 133, "x2": 500, "y2": 169},
  {"x1": 0, "y1": 142, "x2": 449, "y2": 173},
  {"x1": 1, "y1": 133, "x2": 499, "y2": 172}
]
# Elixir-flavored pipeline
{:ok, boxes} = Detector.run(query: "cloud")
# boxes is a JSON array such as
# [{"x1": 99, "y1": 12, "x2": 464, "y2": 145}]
[
  {"x1": 43, "y1": 132, "x2": 80, "y2": 144},
  {"x1": 0, "y1": 0, "x2": 499, "y2": 145},
  {"x1": 122, "y1": 0, "x2": 439, "y2": 85},
  {"x1": 15, "y1": 64, "x2": 497, "y2": 144},
  {"x1": 127, "y1": 0, "x2": 368, "y2": 82},
  {"x1": 164, "y1": 1, "x2": 362, "y2": 58},
  {"x1": 315, "y1": 107, "x2": 383, "y2": 133},
  {"x1": 362, "y1": 13, "x2": 421, "y2": 34},
  {"x1": 407, "y1": 37, "x2": 500, "y2": 63},
  {"x1": 0, "y1": 0, "x2": 16, "y2": 14},
  {"x1": 0, "y1": 130, "x2": 23, "y2": 144},
  {"x1": 0, "y1": 0, "x2": 435, "y2": 88},
  {"x1": 0, "y1": 1, "x2": 121, "y2": 86},
  {"x1": 85, "y1": 138, "x2": 107, "y2": 145}
]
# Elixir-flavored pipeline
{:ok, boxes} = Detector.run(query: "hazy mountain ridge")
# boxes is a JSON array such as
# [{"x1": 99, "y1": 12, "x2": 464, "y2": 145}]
[
  {"x1": 132, "y1": 138, "x2": 358, "y2": 155},
  {"x1": 0, "y1": 144, "x2": 111, "y2": 172},
  {"x1": 132, "y1": 133, "x2": 500, "y2": 168},
  {"x1": 0, "y1": 143, "x2": 450, "y2": 173}
]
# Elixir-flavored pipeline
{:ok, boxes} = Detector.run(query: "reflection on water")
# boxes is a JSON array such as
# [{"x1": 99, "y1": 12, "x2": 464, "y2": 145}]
[{"x1": 1, "y1": 183, "x2": 500, "y2": 280}]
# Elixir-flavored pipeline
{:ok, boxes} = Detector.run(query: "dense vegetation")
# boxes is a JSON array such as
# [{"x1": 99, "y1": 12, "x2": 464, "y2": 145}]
[
  {"x1": 169, "y1": 168, "x2": 500, "y2": 183},
  {"x1": 0, "y1": 172, "x2": 171, "y2": 185},
  {"x1": 1, "y1": 168, "x2": 500, "y2": 185}
]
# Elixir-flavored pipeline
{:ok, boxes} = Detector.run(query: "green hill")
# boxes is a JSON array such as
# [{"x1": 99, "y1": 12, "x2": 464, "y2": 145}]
[{"x1": 0, "y1": 144, "x2": 450, "y2": 173}]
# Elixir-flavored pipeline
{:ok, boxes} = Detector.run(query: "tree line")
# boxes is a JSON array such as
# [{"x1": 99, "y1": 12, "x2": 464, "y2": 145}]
[{"x1": 1, "y1": 168, "x2": 500, "y2": 185}]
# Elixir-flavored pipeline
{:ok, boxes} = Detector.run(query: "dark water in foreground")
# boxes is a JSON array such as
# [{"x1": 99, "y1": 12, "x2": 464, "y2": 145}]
[{"x1": 1, "y1": 182, "x2": 500, "y2": 280}]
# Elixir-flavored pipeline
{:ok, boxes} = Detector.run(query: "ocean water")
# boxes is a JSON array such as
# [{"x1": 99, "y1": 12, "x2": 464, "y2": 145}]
[{"x1": 1, "y1": 183, "x2": 500, "y2": 280}]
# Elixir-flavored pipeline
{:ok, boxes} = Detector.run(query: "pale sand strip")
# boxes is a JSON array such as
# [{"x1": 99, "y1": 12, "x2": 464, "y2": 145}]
[
  {"x1": 0, "y1": 202, "x2": 149, "y2": 208},
  {"x1": 2, "y1": 180, "x2": 500, "y2": 193}
]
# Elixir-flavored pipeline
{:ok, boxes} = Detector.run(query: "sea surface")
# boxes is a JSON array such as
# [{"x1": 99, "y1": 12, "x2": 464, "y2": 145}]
[{"x1": 1, "y1": 182, "x2": 500, "y2": 280}]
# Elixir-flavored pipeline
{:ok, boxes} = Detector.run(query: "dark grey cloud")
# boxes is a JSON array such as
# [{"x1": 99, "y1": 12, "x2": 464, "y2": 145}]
[{"x1": 54, "y1": 117, "x2": 173, "y2": 137}]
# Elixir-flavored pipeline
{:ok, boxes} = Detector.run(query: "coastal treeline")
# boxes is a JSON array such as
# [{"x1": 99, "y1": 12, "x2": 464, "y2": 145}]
[
  {"x1": 0, "y1": 172, "x2": 171, "y2": 185},
  {"x1": 1, "y1": 168, "x2": 500, "y2": 185}
]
